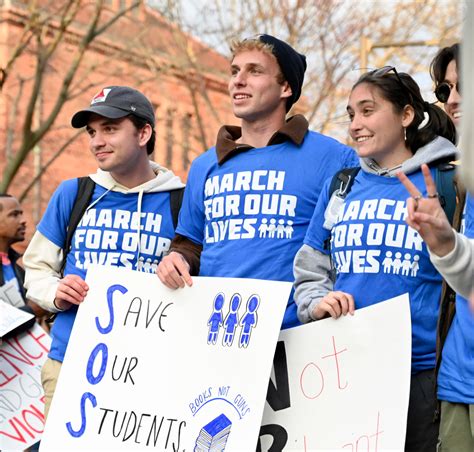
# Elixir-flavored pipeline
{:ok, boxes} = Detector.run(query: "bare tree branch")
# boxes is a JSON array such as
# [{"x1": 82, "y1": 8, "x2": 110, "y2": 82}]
[
  {"x1": 0, "y1": 0, "x2": 141, "y2": 192},
  {"x1": 18, "y1": 129, "x2": 83, "y2": 202}
]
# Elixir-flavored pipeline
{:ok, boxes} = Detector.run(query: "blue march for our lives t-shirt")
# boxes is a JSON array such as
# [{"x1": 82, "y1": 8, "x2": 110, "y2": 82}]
[
  {"x1": 176, "y1": 131, "x2": 358, "y2": 330},
  {"x1": 438, "y1": 194, "x2": 474, "y2": 404},
  {"x1": 38, "y1": 178, "x2": 176, "y2": 362},
  {"x1": 305, "y1": 169, "x2": 443, "y2": 374}
]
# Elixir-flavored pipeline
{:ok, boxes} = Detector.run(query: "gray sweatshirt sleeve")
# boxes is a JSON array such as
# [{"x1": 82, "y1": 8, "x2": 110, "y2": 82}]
[
  {"x1": 293, "y1": 244, "x2": 335, "y2": 323},
  {"x1": 429, "y1": 232, "x2": 474, "y2": 299}
]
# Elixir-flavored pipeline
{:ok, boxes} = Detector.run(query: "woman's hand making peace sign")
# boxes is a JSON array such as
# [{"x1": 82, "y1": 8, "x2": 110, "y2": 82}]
[{"x1": 397, "y1": 163, "x2": 456, "y2": 257}]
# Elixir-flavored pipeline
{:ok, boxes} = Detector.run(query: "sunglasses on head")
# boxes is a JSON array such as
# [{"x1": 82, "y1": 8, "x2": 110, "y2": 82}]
[
  {"x1": 369, "y1": 66, "x2": 416, "y2": 103},
  {"x1": 434, "y1": 81, "x2": 461, "y2": 103},
  {"x1": 370, "y1": 66, "x2": 404, "y2": 84}
]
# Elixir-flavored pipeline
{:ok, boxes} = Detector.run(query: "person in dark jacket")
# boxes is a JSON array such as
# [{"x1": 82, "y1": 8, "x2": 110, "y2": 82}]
[{"x1": 0, "y1": 194, "x2": 47, "y2": 336}]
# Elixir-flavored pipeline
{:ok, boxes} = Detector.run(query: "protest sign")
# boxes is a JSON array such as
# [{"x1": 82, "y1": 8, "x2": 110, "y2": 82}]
[
  {"x1": 0, "y1": 323, "x2": 51, "y2": 450},
  {"x1": 260, "y1": 294, "x2": 411, "y2": 451},
  {"x1": 0, "y1": 300, "x2": 34, "y2": 338},
  {"x1": 40, "y1": 265, "x2": 290, "y2": 451},
  {"x1": 0, "y1": 280, "x2": 25, "y2": 308}
]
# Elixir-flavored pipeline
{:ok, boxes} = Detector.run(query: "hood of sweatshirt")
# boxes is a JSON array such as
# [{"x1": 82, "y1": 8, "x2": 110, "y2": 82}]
[
  {"x1": 360, "y1": 136, "x2": 459, "y2": 177},
  {"x1": 88, "y1": 161, "x2": 184, "y2": 193}
]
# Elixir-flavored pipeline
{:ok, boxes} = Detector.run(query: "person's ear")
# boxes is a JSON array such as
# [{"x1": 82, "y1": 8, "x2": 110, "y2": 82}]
[
  {"x1": 281, "y1": 81, "x2": 292, "y2": 100},
  {"x1": 401, "y1": 104, "x2": 415, "y2": 128},
  {"x1": 138, "y1": 123, "x2": 153, "y2": 147}
]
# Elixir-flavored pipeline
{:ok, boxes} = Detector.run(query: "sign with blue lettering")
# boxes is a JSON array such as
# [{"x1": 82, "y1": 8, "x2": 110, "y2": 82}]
[
  {"x1": 260, "y1": 294, "x2": 411, "y2": 451},
  {"x1": 39, "y1": 266, "x2": 290, "y2": 451}
]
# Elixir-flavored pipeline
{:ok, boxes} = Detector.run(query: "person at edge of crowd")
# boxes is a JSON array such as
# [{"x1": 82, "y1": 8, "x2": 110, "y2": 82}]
[
  {"x1": 293, "y1": 67, "x2": 457, "y2": 451},
  {"x1": 23, "y1": 86, "x2": 184, "y2": 418},
  {"x1": 156, "y1": 34, "x2": 358, "y2": 329},
  {"x1": 430, "y1": 43, "x2": 461, "y2": 131},
  {"x1": 396, "y1": 42, "x2": 474, "y2": 452},
  {"x1": 398, "y1": 166, "x2": 473, "y2": 452},
  {"x1": 0, "y1": 193, "x2": 48, "y2": 335}
]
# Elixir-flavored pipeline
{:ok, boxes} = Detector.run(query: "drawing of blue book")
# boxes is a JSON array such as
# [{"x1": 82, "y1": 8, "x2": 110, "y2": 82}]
[{"x1": 194, "y1": 413, "x2": 232, "y2": 451}]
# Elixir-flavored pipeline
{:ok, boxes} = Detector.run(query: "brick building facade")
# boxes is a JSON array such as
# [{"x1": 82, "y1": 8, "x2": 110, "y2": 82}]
[{"x1": 0, "y1": 0, "x2": 235, "y2": 250}]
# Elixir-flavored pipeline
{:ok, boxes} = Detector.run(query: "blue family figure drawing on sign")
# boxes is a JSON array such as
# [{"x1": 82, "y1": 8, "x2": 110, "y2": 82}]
[
  {"x1": 222, "y1": 294, "x2": 242, "y2": 346},
  {"x1": 208, "y1": 293, "x2": 225, "y2": 344},
  {"x1": 239, "y1": 294, "x2": 260, "y2": 348}
]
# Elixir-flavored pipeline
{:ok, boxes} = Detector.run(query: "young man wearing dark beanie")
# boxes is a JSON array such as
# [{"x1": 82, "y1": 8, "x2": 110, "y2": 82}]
[{"x1": 157, "y1": 34, "x2": 358, "y2": 329}]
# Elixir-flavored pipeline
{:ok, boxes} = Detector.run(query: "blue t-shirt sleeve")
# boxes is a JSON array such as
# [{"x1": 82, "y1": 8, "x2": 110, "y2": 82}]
[
  {"x1": 464, "y1": 194, "x2": 474, "y2": 238},
  {"x1": 304, "y1": 176, "x2": 332, "y2": 253},
  {"x1": 342, "y1": 144, "x2": 359, "y2": 168},
  {"x1": 37, "y1": 179, "x2": 79, "y2": 248},
  {"x1": 176, "y1": 161, "x2": 206, "y2": 245}
]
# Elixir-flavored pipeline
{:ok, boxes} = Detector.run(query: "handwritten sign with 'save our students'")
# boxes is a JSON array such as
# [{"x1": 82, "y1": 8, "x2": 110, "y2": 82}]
[
  {"x1": 40, "y1": 265, "x2": 290, "y2": 451},
  {"x1": 260, "y1": 294, "x2": 411, "y2": 451},
  {"x1": 1, "y1": 323, "x2": 51, "y2": 450}
]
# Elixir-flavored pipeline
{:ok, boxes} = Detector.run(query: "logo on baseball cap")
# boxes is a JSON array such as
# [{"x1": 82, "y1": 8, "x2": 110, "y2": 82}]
[{"x1": 71, "y1": 86, "x2": 155, "y2": 128}]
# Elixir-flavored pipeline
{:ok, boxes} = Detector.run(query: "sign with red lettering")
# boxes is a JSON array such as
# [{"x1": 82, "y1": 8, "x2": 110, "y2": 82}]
[
  {"x1": 260, "y1": 294, "x2": 411, "y2": 451},
  {"x1": 0, "y1": 323, "x2": 51, "y2": 450},
  {"x1": 40, "y1": 265, "x2": 289, "y2": 451}
]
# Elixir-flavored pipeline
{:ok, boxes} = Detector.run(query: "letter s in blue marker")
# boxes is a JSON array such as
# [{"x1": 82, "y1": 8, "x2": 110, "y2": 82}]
[
  {"x1": 96, "y1": 284, "x2": 128, "y2": 334},
  {"x1": 66, "y1": 392, "x2": 97, "y2": 438}
]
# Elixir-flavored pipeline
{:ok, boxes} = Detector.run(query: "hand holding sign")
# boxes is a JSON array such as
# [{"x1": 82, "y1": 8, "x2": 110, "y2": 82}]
[
  {"x1": 156, "y1": 251, "x2": 193, "y2": 289},
  {"x1": 397, "y1": 163, "x2": 455, "y2": 257},
  {"x1": 313, "y1": 291, "x2": 355, "y2": 320},
  {"x1": 54, "y1": 274, "x2": 89, "y2": 310}
]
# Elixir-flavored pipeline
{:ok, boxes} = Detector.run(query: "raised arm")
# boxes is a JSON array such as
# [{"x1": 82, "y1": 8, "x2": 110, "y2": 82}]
[
  {"x1": 397, "y1": 164, "x2": 455, "y2": 256},
  {"x1": 397, "y1": 163, "x2": 474, "y2": 299}
]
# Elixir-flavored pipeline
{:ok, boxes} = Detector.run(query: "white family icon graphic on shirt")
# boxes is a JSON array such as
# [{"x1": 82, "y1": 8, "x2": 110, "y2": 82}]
[
  {"x1": 382, "y1": 251, "x2": 420, "y2": 277},
  {"x1": 333, "y1": 249, "x2": 422, "y2": 277},
  {"x1": 137, "y1": 256, "x2": 160, "y2": 273},
  {"x1": 207, "y1": 293, "x2": 260, "y2": 348},
  {"x1": 258, "y1": 218, "x2": 294, "y2": 239}
]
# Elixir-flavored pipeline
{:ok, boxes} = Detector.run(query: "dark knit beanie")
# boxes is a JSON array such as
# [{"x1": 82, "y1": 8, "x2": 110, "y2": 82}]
[{"x1": 258, "y1": 34, "x2": 307, "y2": 111}]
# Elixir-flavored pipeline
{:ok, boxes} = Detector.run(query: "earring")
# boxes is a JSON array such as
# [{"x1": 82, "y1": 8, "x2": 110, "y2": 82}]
[{"x1": 403, "y1": 127, "x2": 407, "y2": 142}]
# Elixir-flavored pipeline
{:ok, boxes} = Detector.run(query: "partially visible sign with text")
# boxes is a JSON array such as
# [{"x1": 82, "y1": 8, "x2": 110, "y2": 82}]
[{"x1": 260, "y1": 294, "x2": 411, "y2": 451}]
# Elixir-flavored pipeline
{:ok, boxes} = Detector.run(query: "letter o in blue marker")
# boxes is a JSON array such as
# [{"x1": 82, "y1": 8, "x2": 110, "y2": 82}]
[{"x1": 86, "y1": 343, "x2": 108, "y2": 385}]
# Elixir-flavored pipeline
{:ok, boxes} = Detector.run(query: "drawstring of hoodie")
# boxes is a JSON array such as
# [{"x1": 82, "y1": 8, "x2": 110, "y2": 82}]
[
  {"x1": 136, "y1": 189, "x2": 144, "y2": 271},
  {"x1": 366, "y1": 159, "x2": 403, "y2": 177},
  {"x1": 83, "y1": 184, "x2": 145, "y2": 272},
  {"x1": 86, "y1": 185, "x2": 115, "y2": 211},
  {"x1": 86, "y1": 163, "x2": 184, "y2": 273}
]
